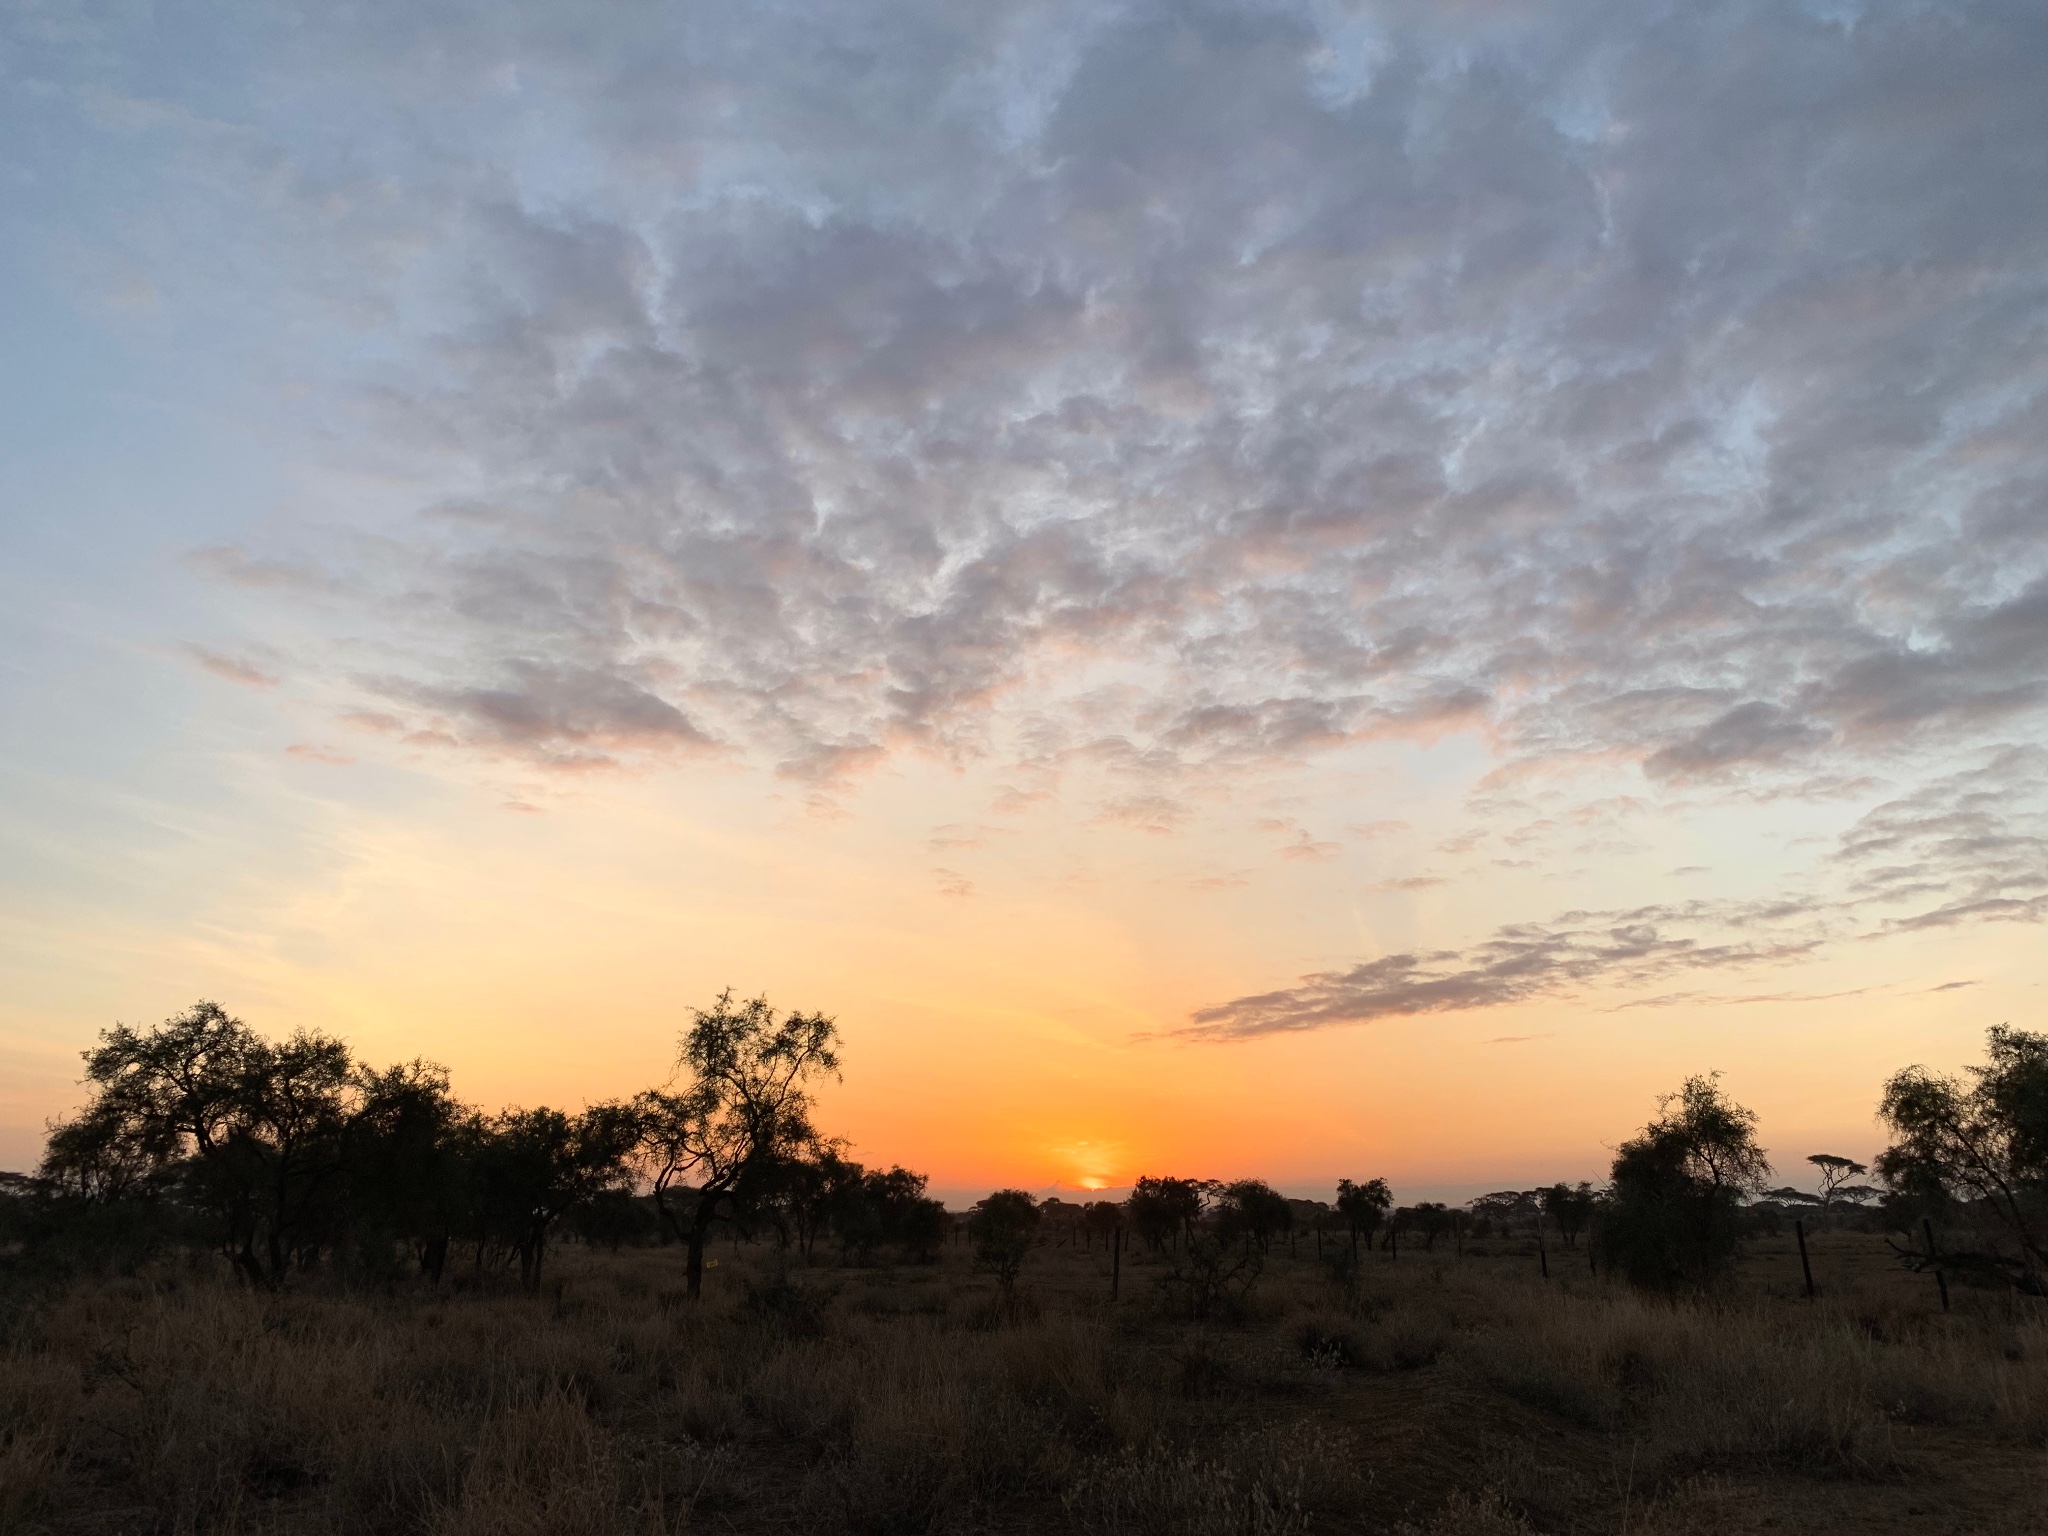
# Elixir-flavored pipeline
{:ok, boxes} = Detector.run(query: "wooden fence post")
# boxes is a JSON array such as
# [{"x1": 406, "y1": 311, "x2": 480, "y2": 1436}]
[
  {"x1": 1795, "y1": 1219, "x2": 1816, "y2": 1300},
  {"x1": 1111, "y1": 1226, "x2": 1121, "y2": 1302}
]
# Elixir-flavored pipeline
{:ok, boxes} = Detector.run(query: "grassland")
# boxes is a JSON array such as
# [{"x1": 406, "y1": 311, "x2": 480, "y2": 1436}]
[{"x1": 3, "y1": 1227, "x2": 2045, "y2": 1535}]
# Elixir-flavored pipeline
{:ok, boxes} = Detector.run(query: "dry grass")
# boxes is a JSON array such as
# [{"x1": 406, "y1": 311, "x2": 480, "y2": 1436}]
[{"x1": 3, "y1": 1230, "x2": 2046, "y2": 1534}]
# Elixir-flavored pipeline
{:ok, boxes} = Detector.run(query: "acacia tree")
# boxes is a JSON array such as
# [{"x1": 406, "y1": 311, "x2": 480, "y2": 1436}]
[
  {"x1": 1335, "y1": 1177, "x2": 1391, "y2": 1256},
  {"x1": 1541, "y1": 1182, "x2": 1598, "y2": 1247},
  {"x1": 1599, "y1": 1074, "x2": 1770, "y2": 1290},
  {"x1": 1409, "y1": 1200, "x2": 1453, "y2": 1250},
  {"x1": 825, "y1": 1161, "x2": 947, "y2": 1263},
  {"x1": 473, "y1": 1103, "x2": 639, "y2": 1290},
  {"x1": 752, "y1": 1144, "x2": 841, "y2": 1255},
  {"x1": 1082, "y1": 1199, "x2": 1123, "y2": 1249},
  {"x1": 343, "y1": 1060, "x2": 469, "y2": 1280},
  {"x1": 43, "y1": 1003, "x2": 365, "y2": 1288},
  {"x1": 635, "y1": 992, "x2": 840, "y2": 1298},
  {"x1": 1805, "y1": 1154, "x2": 1877, "y2": 1219},
  {"x1": 39, "y1": 1001, "x2": 483, "y2": 1288},
  {"x1": 969, "y1": 1188, "x2": 1041, "y2": 1317},
  {"x1": 1216, "y1": 1179, "x2": 1292, "y2": 1253},
  {"x1": 1469, "y1": 1190, "x2": 1540, "y2": 1237},
  {"x1": 1127, "y1": 1175, "x2": 1207, "y2": 1251},
  {"x1": 1878, "y1": 1025, "x2": 2048, "y2": 1289}
]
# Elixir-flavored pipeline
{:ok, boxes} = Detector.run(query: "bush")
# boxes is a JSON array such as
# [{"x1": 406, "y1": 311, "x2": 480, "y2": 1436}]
[{"x1": 1599, "y1": 1076, "x2": 1768, "y2": 1290}]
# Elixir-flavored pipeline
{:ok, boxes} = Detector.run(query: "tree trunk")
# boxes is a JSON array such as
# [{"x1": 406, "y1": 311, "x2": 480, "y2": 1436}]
[
  {"x1": 685, "y1": 1191, "x2": 723, "y2": 1299},
  {"x1": 685, "y1": 1229, "x2": 705, "y2": 1297}
]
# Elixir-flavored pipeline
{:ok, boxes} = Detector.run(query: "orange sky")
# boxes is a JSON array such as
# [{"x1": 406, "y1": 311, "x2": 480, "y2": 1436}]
[{"x1": 4, "y1": 726, "x2": 2029, "y2": 1202}]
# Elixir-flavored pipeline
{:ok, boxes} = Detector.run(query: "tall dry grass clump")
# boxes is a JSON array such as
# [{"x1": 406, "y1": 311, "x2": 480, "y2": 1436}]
[{"x1": 3, "y1": 1233, "x2": 2046, "y2": 1534}]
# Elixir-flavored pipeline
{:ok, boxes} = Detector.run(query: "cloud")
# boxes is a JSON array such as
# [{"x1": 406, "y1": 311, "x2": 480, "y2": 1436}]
[
  {"x1": 927, "y1": 823, "x2": 1000, "y2": 852},
  {"x1": 1278, "y1": 833, "x2": 1339, "y2": 862},
  {"x1": 67, "y1": 0, "x2": 2041, "y2": 1023},
  {"x1": 1187, "y1": 745, "x2": 2048, "y2": 1038},
  {"x1": 1644, "y1": 703, "x2": 1831, "y2": 782},
  {"x1": 184, "y1": 644, "x2": 278, "y2": 689},
  {"x1": 188, "y1": 546, "x2": 331, "y2": 591},
  {"x1": 1255, "y1": 816, "x2": 1338, "y2": 861},
  {"x1": 338, "y1": 710, "x2": 406, "y2": 735},
  {"x1": 1835, "y1": 748, "x2": 2048, "y2": 930},
  {"x1": 1349, "y1": 820, "x2": 1409, "y2": 840},
  {"x1": 1179, "y1": 901, "x2": 1827, "y2": 1040},
  {"x1": 362, "y1": 663, "x2": 718, "y2": 767},
  {"x1": 284, "y1": 742, "x2": 352, "y2": 765},
  {"x1": 1609, "y1": 987, "x2": 1872, "y2": 1012},
  {"x1": 1094, "y1": 794, "x2": 1191, "y2": 836},
  {"x1": 173, "y1": 0, "x2": 2045, "y2": 805},
  {"x1": 988, "y1": 785, "x2": 1053, "y2": 816}
]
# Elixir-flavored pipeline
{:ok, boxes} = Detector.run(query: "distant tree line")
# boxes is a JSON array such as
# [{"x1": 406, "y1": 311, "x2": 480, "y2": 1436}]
[
  {"x1": 9, "y1": 994, "x2": 940, "y2": 1297},
  {"x1": 956, "y1": 1026, "x2": 2048, "y2": 1301},
  {"x1": 6, "y1": 1002, "x2": 2044, "y2": 1299}
]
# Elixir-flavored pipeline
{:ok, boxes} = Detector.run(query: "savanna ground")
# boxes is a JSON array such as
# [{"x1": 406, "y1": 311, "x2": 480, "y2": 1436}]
[{"x1": 3, "y1": 1227, "x2": 2046, "y2": 1536}]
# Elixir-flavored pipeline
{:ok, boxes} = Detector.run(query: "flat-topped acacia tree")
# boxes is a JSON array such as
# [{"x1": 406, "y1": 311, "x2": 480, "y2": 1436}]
[{"x1": 635, "y1": 991, "x2": 840, "y2": 1298}]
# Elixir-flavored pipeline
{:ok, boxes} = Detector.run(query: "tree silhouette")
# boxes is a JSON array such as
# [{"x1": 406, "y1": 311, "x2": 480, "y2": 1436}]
[
  {"x1": 1599, "y1": 1074, "x2": 1769, "y2": 1289},
  {"x1": 1216, "y1": 1179, "x2": 1292, "y2": 1253},
  {"x1": 341, "y1": 1059, "x2": 468, "y2": 1281},
  {"x1": 1800, "y1": 1154, "x2": 1877, "y2": 1220},
  {"x1": 1469, "y1": 1190, "x2": 1539, "y2": 1236},
  {"x1": 1408, "y1": 1200, "x2": 1453, "y2": 1250},
  {"x1": 1128, "y1": 1175, "x2": 1206, "y2": 1251},
  {"x1": 1334, "y1": 1177, "x2": 1391, "y2": 1256},
  {"x1": 1541, "y1": 1182, "x2": 1598, "y2": 1248},
  {"x1": 1878, "y1": 1025, "x2": 2048, "y2": 1289},
  {"x1": 474, "y1": 1104, "x2": 640, "y2": 1289},
  {"x1": 968, "y1": 1188, "x2": 1041, "y2": 1315},
  {"x1": 1082, "y1": 1199, "x2": 1123, "y2": 1249},
  {"x1": 826, "y1": 1161, "x2": 948, "y2": 1263},
  {"x1": 634, "y1": 992, "x2": 840, "y2": 1299},
  {"x1": 45, "y1": 1003, "x2": 366, "y2": 1288}
]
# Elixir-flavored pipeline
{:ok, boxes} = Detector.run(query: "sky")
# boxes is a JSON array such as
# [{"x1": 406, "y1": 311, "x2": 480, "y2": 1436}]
[{"x1": 2, "y1": 0, "x2": 2045, "y2": 1203}]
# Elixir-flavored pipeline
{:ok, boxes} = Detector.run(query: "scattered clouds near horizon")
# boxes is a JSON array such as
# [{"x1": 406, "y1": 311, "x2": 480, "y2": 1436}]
[
  {"x1": 1180, "y1": 900, "x2": 1833, "y2": 1041},
  {"x1": 1185, "y1": 750, "x2": 2048, "y2": 1038}
]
